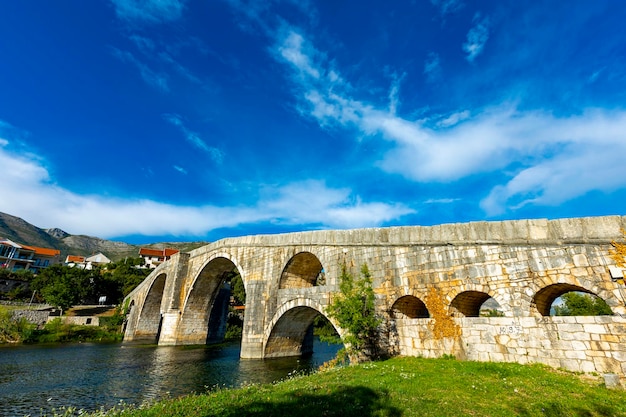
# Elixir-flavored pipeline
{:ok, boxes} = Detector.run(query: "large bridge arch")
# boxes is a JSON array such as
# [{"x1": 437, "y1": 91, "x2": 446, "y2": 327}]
[
  {"x1": 264, "y1": 298, "x2": 343, "y2": 358},
  {"x1": 177, "y1": 253, "x2": 243, "y2": 345},
  {"x1": 127, "y1": 272, "x2": 167, "y2": 342}
]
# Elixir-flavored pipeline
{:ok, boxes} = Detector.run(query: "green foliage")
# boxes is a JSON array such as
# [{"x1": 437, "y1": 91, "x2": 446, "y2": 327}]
[
  {"x1": 28, "y1": 318, "x2": 123, "y2": 343},
  {"x1": 553, "y1": 292, "x2": 613, "y2": 316},
  {"x1": 0, "y1": 307, "x2": 36, "y2": 343},
  {"x1": 313, "y1": 315, "x2": 340, "y2": 343},
  {"x1": 229, "y1": 270, "x2": 246, "y2": 305},
  {"x1": 103, "y1": 257, "x2": 150, "y2": 299},
  {"x1": 31, "y1": 264, "x2": 95, "y2": 311},
  {"x1": 26, "y1": 259, "x2": 149, "y2": 311},
  {"x1": 224, "y1": 313, "x2": 243, "y2": 340},
  {"x1": 325, "y1": 263, "x2": 381, "y2": 361},
  {"x1": 0, "y1": 268, "x2": 35, "y2": 281}
]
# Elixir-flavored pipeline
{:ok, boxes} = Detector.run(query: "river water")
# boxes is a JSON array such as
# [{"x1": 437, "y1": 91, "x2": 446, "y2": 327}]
[{"x1": 0, "y1": 339, "x2": 341, "y2": 416}]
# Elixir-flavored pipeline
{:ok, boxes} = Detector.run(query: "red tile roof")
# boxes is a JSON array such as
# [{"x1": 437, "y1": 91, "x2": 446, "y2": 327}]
[
  {"x1": 164, "y1": 248, "x2": 180, "y2": 257},
  {"x1": 66, "y1": 255, "x2": 86, "y2": 263},
  {"x1": 23, "y1": 245, "x2": 61, "y2": 257},
  {"x1": 139, "y1": 248, "x2": 179, "y2": 258},
  {"x1": 139, "y1": 248, "x2": 164, "y2": 257}
]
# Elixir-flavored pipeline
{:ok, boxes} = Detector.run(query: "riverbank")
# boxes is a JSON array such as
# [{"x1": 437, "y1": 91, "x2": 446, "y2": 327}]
[
  {"x1": 0, "y1": 305, "x2": 123, "y2": 344},
  {"x1": 70, "y1": 356, "x2": 626, "y2": 417}
]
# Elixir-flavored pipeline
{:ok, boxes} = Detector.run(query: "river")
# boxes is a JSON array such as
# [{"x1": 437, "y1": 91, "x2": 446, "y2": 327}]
[{"x1": 0, "y1": 339, "x2": 341, "y2": 416}]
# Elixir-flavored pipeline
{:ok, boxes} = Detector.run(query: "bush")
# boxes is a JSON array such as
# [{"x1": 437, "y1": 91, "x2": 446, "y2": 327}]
[
  {"x1": 0, "y1": 307, "x2": 36, "y2": 343},
  {"x1": 325, "y1": 263, "x2": 381, "y2": 362}
]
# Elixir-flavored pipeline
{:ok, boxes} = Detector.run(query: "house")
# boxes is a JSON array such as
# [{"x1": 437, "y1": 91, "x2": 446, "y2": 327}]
[
  {"x1": 85, "y1": 252, "x2": 111, "y2": 268},
  {"x1": 0, "y1": 238, "x2": 60, "y2": 272},
  {"x1": 65, "y1": 255, "x2": 86, "y2": 267},
  {"x1": 25, "y1": 245, "x2": 62, "y2": 274},
  {"x1": 65, "y1": 252, "x2": 111, "y2": 270},
  {"x1": 139, "y1": 247, "x2": 179, "y2": 268}
]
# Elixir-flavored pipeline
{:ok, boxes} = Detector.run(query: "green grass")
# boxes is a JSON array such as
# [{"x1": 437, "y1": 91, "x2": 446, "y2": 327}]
[{"x1": 72, "y1": 356, "x2": 626, "y2": 417}]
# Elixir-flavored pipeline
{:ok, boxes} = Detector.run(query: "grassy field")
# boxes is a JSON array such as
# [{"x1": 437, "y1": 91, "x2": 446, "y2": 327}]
[{"x1": 72, "y1": 356, "x2": 626, "y2": 417}]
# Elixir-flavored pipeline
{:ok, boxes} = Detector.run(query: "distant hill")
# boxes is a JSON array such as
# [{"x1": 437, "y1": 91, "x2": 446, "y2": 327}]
[{"x1": 0, "y1": 211, "x2": 208, "y2": 261}]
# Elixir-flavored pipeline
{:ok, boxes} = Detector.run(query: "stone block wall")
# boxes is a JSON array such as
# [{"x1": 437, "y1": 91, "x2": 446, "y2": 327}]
[
  {"x1": 57, "y1": 316, "x2": 100, "y2": 326},
  {"x1": 10, "y1": 310, "x2": 50, "y2": 327},
  {"x1": 395, "y1": 315, "x2": 626, "y2": 375}
]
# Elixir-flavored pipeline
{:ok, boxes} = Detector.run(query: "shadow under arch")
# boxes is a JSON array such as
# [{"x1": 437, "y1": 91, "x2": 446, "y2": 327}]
[
  {"x1": 178, "y1": 256, "x2": 242, "y2": 345},
  {"x1": 391, "y1": 295, "x2": 429, "y2": 318},
  {"x1": 279, "y1": 251, "x2": 325, "y2": 289},
  {"x1": 533, "y1": 283, "x2": 613, "y2": 316},
  {"x1": 450, "y1": 290, "x2": 496, "y2": 317},
  {"x1": 132, "y1": 273, "x2": 167, "y2": 342},
  {"x1": 264, "y1": 303, "x2": 341, "y2": 359}
]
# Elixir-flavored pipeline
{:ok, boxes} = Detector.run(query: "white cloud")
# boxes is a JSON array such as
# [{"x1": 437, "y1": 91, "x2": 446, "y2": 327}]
[
  {"x1": 110, "y1": 0, "x2": 187, "y2": 24},
  {"x1": 277, "y1": 31, "x2": 321, "y2": 80},
  {"x1": 0, "y1": 140, "x2": 411, "y2": 238},
  {"x1": 463, "y1": 14, "x2": 490, "y2": 62},
  {"x1": 164, "y1": 114, "x2": 224, "y2": 163},
  {"x1": 272, "y1": 27, "x2": 626, "y2": 216}
]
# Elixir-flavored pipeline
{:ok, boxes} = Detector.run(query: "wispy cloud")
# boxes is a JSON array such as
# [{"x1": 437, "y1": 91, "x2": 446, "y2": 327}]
[
  {"x1": 0, "y1": 139, "x2": 412, "y2": 237},
  {"x1": 430, "y1": 0, "x2": 463, "y2": 16},
  {"x1": 436, "y1": 110, "x2": 470, "y2": 127},
  {"x1": 424, "y1": 52, "x2": 442, "y2": 83},
  {"x1": 110, "y1": 0, "x2": 187, "y2": 24},
  {"x1": 463, "y1": 13, "x2": 490, "y2": 62},
  {"x1": 111, "y1": 47, "x2": 169, "y2": 92},
  {"x1": 173, "y1": 165, "x2": 187, "y2": 174},
  {"x1": 271, "y1": 26, "x2": 626, "y2": 216},
  {"x1": 164, "y1": 114, "x2": 224, "y2": 163},
  {"x1": 388, "y1": 74, "x2": 404, "y2": 115}
]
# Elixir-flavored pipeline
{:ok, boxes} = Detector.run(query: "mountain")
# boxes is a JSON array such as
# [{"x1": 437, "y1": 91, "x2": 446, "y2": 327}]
[{"x1": 0, "y1": 211, "x2": 207, "y2": 261}]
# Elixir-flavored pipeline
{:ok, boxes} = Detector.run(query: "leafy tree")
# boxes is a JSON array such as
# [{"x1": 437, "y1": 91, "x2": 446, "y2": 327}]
[
  {"x1": 553, "y1": 292, "x2": 613, "y2": 316},
  {"x1": 229, "y1": 270, "x2": 246, "y2": 305},
  {"x1": 326, "y1": 263, "x2": 381, "y2": 362},
  {"x1": 102, "y1": 258, "x2": 149, "y2": 300},
  {"x1": 31, "y1": 264, "x2": 94, "y2": 311}
]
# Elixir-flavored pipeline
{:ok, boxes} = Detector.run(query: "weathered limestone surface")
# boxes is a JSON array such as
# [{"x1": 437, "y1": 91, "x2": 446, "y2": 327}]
[{"x1": 123, "y1": 216, "x2": 626, "y2": 375}]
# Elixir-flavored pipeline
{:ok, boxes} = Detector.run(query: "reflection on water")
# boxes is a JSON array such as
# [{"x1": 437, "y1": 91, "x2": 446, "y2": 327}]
[{"x1": 0, "y1": 338, "x2": 341, "y2": 416}]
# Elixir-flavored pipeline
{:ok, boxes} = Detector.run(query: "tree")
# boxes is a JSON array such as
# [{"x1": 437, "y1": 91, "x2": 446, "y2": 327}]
[
  {"x1": 229, "y1": 270, "x2": 246, "y2": 305},
  {"x1": 31, "y1": 264, "x2": 93, "y2": 311},
  {"x1": 326, "y1": 263, "x2": 381, "y2": 362},
  {"x1": 102, "y1": 258, "x2": 149, "y2": 300},
  {"x1": 553, "y1": 292, "x2": 613, "y2": 316}
]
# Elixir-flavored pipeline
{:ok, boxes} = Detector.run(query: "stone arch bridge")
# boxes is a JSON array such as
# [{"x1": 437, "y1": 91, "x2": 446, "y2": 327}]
[{"x1": 123, "y1": 216, "x2": 626, "y2": 375}]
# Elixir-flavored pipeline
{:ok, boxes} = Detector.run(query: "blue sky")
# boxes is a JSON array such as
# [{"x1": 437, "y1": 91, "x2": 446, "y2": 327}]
[{"x1": 1, "y1": 0, "x2": 626, "y2": 244}]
